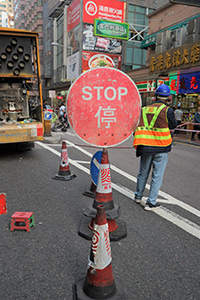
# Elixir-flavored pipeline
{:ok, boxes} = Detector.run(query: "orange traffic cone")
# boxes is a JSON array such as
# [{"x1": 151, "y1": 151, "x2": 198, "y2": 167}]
[
  {"x1": 79, "y1": 148, "x2": 127, "y2": 241},
  {"x1": 0, "y1": 193, "x2": 7, "y2": 215},
  {"x1": 82, "y1": 181, "x2": 96, "y2": 198},
  {"x1": 52, "y1": 141, "x2": 76, "y2": 181},
  {"x1": 73, "y1": 205, "x2": 125, "y2": 299}
]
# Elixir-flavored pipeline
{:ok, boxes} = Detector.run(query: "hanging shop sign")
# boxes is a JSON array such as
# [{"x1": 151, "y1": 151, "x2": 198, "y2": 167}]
[
  {"x1": 169, "y1": 75, "x2": 179, "y2": 94},
  {"x1": 169, "y1": 72, "x2": 200, "y2": 94},
  {"x1": 67, "y1": 0, "x2": 80, "y2": 32},
  {"x1": 83, "y1": 0, "x2": 125, "y2": 24},
  {"x1": 93, "y1": 19, "x2": 129, "y2": 40},
  {"x1": 136, "y1": 80, "x2": 156, "y2": 92},
  {"x1": 83, "y1": 23, "x2": 122, "y2": 54},
  {"x1": 149, "y1": 40, "x2": 200, "y2": 74}
]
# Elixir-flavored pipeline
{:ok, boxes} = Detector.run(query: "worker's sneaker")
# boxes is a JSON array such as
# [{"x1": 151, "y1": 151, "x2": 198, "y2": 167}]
[
  {"x1": 144, "y1": 202, "x2": 160, "y2": 211},
  {"x1": 191, "y1": 138, "x2": 195, "y2": 141},
  {"x1": 134, "y1": 197, "x2": 141, "y2": 204}
]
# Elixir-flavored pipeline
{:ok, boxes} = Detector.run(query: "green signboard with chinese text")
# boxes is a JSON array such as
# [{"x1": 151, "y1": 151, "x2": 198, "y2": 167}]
[{"x1": 94, "y1": 19, "x2": 129, "y2": 40}]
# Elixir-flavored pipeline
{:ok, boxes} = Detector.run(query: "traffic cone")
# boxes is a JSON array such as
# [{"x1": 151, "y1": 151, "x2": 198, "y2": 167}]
[
  {"x1": 79, "y1": 148, "x2": 127, "y2": 242},
  {"x1": 0, "y1": 193, "x2": 7, "y2": 215},
  {"x1": 73, "y1": 205, "x2": 125, "y2": 300},
  {"x1": 83, "y1": 150, "x2": 102, "y2": 198},
  {"x1": 52, "y1": 141, "x2": 76, "y2": 181},
  {"x1": 82, "y1": 181, "x2": 96, "y2": 198}
]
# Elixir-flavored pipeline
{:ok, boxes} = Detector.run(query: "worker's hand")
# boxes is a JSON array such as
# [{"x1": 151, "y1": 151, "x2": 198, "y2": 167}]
[{"x1": 166, "y1": 99, "x2": 172, "y2": 106}]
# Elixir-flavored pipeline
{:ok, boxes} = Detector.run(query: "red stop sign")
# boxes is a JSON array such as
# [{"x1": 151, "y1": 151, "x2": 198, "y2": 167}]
[{"x1": 67, "y1": 67, "x2": 141, "y2": 147}]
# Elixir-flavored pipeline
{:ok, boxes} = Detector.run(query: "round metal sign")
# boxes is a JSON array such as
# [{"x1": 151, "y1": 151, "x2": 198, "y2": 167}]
[
  {"x1": 90, "y1": 150, "x2": 102, "y2": 186},
  {"x1": 44, "y1": 111, "x2": 53, "y2": 120},
  {"x1": 67, "y1": 67, "x2": 141, "y2": 147}
]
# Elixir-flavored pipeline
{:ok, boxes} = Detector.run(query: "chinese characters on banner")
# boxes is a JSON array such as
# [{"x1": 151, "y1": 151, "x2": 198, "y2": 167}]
[
  {"x1": 83, "y1": 23, "x2": 122, "y2": 54},
  {"x1": 67, "y1": 68, "x2": 141, "y2": 147},
  {"x1": 83, "y1": 0, "x2": 125, "y2": 24},
  {"x1": 149, "y1": 41, "x2": 200, "y2": 74},
  {"x1": 169, "y1": 72, "x2": 200, "y2": 94},
  {"x1": 67, "y1": 0, "x2": 80, "y2": 32}
]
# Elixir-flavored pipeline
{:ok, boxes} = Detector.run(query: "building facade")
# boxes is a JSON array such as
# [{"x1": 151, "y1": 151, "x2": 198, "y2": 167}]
[
  {"x1": 0, "y1": 0, "x2": 14, "y2": 27},
  {"x1": 14, "y1": 0, "x2": 44, "y2": 74},
  {"x1": 43, "y1": 0, "x2": 166, "y2": 103},
  {"x1": 126, "y1": 2, "x2": 200, "y2": 118}
]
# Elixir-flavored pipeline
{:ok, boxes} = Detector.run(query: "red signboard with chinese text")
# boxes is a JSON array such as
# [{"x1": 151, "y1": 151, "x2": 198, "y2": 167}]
[
  {"x1": 83, "y1": 0, "x2": 125, "y2": 24},
  {"x1": 67, "y1": 0, "x2": 80, "y2": 32},
  {"x1": 67, "y1": 67, "x2": 141, "y2": 147}
]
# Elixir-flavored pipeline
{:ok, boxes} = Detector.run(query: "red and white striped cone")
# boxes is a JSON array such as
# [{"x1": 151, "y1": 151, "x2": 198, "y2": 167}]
[
  {"x1": 79, "y1": 148, "x2": 127, "y2": 241},
  {"x1": 52, "y1": 141, "x2": 76, "y2": 181},
  {"x1": 89, "y1": 148, "x2": 119, "y2": 233},
  {"x1": 82, "y1": 181, "x2": 96, "y2": 198},
  {"x1": 0, "y1": 193, "x2": 7, "y2": 215},
  {"x1": 93, "y1": 148, "x2": 114, "y2": 209},
  {"x1": 73, "y1": 205, "x2": 125, "y2": 300}
]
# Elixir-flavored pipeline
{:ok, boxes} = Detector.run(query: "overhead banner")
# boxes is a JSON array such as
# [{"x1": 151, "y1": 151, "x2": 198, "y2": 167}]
[
  {"x1": 94, "y1": 19, "x2": 129, "y2": 40},
  {"x1": 83, "y1": 0, "x2": 125, "y2": 24},
  {"x1": 83, "y1": 23, "x2": 122, "y2": 54}
]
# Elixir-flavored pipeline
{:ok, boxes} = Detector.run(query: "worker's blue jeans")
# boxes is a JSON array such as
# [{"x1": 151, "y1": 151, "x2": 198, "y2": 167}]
[{"x1": 135, "y1": 152, "x2": 168, "y2": 205}]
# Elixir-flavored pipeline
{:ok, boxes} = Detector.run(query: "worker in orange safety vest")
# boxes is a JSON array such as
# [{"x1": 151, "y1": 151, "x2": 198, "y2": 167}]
[{"x1": 133, "y1": 84, "x2": 177, "y2": 211}]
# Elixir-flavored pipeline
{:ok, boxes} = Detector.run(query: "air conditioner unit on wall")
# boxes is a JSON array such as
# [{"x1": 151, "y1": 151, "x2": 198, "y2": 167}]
[
  {"x1": 187, "y1": 19, "x2": 196, "y2": 35},
  {"x1": 163, "y1": 30, "x2": 170, "y2": 51},
  {"x1": 186, "y1": 19, "x2": 196, "y2": 44},
  {"x1": 176, "y1": 27, "x2": 187, "y2": 47},
  {"x1": 170, "y1": 30, "x2": 176, "y2": 49},
  {"x1": 156, "y1": 32, "x2": 163, "y2": 46},
  {"x1": 195, "y1": 17, "x2": 200, "y2": 41},
  {"x1": 155, "y1": 44, "x2": 162, "y2": 54}
]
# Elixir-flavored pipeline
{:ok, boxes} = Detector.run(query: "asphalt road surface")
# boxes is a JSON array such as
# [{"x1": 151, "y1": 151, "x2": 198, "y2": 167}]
[{"x1": 0, "y1": 129, "x2": 200, "y2": 300}]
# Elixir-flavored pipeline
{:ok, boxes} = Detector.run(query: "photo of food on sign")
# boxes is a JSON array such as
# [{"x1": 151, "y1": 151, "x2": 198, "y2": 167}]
[
  {"x1": 83, "y1": 23, "x2": 122, "y2": 54},
  {"x1": 89, "y1": 54, "x2": 114, "y2": 68},
  {"x1": 82, "y1": 51, "x2": 121, "y2": 72}
]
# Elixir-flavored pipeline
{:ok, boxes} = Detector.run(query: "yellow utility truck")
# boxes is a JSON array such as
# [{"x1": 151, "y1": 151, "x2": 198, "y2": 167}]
[{"x1": 0, "y1": 27, "x2": 44, "y2": 150}]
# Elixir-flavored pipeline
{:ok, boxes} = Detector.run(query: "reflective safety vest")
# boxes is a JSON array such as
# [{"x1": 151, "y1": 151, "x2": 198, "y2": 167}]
[{"x1": 133, "y1": 103, "x2": 172, "y2": 148}]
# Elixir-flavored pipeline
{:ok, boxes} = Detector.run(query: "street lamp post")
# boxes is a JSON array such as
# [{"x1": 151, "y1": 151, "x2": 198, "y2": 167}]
[{"x1": 51, "y1": 42, "x2": 72, "y2": 86}]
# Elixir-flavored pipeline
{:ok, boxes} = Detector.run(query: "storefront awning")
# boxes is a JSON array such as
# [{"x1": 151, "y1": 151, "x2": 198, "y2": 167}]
[{"x1": 141, "y1": 34, "x2": 156, "y2": 49}]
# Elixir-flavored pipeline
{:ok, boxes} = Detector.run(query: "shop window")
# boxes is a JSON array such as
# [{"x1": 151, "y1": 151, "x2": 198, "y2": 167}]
[
  {"x1": 136, "y1": 6, "x2": 145, "y2": 14},
  {"x1": 126, "y1": 47, "x2": 133, "y2": 64},
  {"x1": 129, "y1": 4, "x2": 135, "y2": 12},
  {"x1": 134, "y1": 48, "x2": 142, "y2": 64}
]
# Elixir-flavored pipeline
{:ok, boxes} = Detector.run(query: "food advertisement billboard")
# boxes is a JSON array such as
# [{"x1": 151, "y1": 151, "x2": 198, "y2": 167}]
[{"x1": 82, "y1": 51, "x2": 121, "y2": 72}]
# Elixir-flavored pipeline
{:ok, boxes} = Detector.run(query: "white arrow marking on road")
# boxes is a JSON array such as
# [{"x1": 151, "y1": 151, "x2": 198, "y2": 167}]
[{"x1": 37, "y1": 141, "x2": 200, "y2": 240}]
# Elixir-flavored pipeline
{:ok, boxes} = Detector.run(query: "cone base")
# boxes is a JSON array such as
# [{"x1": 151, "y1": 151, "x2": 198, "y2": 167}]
[
  {"x1": 78, "y1": 217, "x2": 127, "y2": 242},
  {"x1": 73, "y1": 277, "x2": 126, "y2": 300},
  {"x1": 52, "y1": 174, "x2": 76, "y2": 181},
  {"x1": 84, "y1": 205, "x2": 120, "y2": 219},
  {"x1": 82, "y1": 190, "x2": 95, "y2": 198}
]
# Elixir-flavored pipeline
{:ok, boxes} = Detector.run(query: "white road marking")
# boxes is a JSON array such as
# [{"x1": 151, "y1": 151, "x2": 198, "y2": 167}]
[{"x1": 37, "y1": 141, "x2": 200, "y2": 240}]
